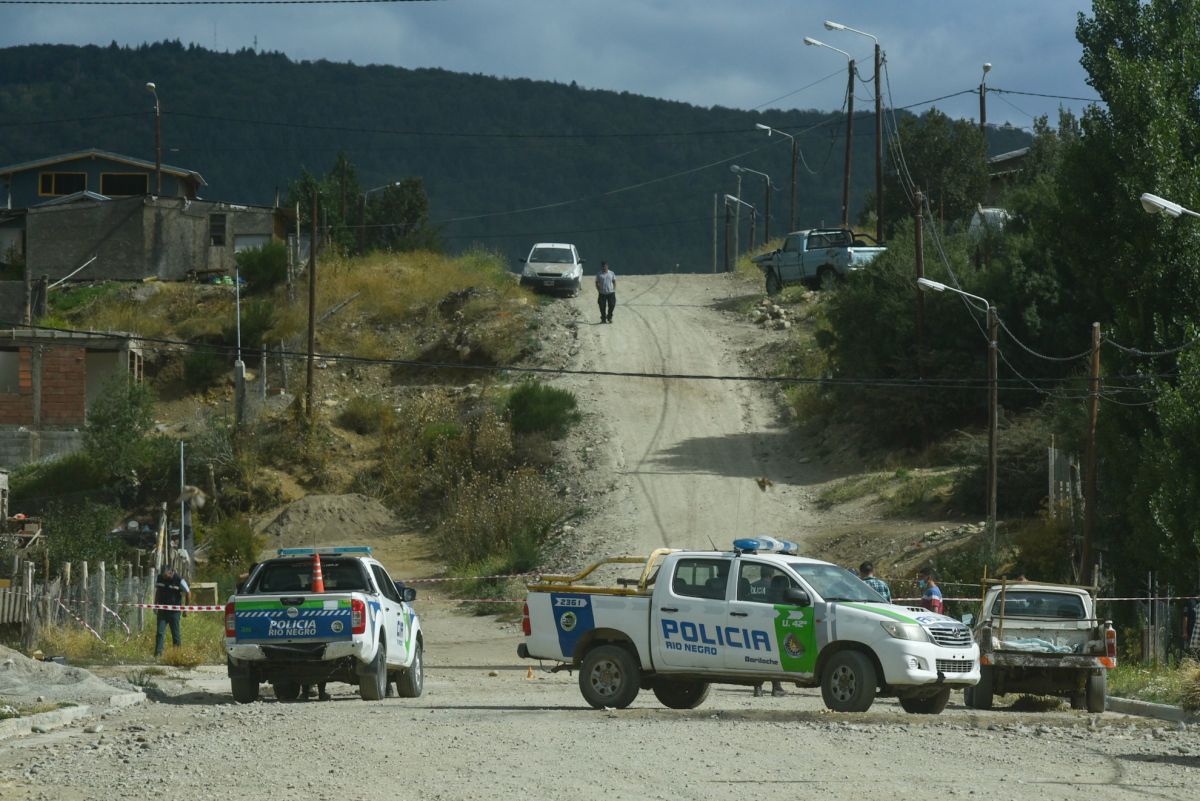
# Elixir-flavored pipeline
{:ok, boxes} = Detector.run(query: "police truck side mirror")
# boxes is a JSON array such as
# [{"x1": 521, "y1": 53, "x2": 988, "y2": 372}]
[
  {"x1": 783, "y1": 587, "x2": 811, "y2": 607},
  {"x1": 399, "y1": 585, "x2": 417, "y2": 603},
  {"x1": 961, "y1": 613, "x2": 974, "y2": 627}
]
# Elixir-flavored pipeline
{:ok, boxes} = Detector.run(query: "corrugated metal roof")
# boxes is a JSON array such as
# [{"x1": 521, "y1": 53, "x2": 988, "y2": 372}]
[
  {"x1": 0, "y1": 148, "x2": 207, "y2": 187},
  {"x1": 988, "y1": 147, "x2": 1030, "y2": 165},
  {"x1": 34, "y1": 190, "x2": 112, "y2": 207}
]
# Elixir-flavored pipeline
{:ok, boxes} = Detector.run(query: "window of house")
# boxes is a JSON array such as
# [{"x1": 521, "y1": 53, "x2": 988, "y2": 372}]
[
  {"x1": 100, "y1": 173, "x2": 149, "y2": 196},
  {"x1": 38, "y1": 172, "x2": 86, "y2": 196},
  {"x1": 209, "y1": 214, "x2": 227, "y2": 247}
]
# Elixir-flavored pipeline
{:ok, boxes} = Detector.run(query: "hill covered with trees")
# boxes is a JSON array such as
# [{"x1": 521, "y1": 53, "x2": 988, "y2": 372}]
[{"x1": 0, "y1": 41, "x2": 1030, "y2": 273}]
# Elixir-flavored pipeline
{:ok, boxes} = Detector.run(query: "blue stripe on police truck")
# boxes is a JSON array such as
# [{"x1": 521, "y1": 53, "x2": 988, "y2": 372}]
[{"x1": 550, "y1": 593, "x2": 594, "y2": 658}]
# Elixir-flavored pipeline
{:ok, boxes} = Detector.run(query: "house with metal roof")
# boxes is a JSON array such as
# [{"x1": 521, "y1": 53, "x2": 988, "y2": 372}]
[{"x1": 0, "y1": 148, "x2": 206, "y2": 210}]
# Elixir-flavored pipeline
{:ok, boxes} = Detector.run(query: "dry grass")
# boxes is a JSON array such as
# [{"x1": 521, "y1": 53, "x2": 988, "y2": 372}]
[
  {"x1": 1110, "y1": 659, "x2": 1200, "y2": 708},
  {"x1": 34, "y1": 615, "x2": 226, "y2": 667}
]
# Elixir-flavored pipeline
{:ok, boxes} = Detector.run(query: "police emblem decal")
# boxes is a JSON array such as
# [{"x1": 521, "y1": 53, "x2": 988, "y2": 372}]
[
  {"x1": 559, "y1": 611, "x2": 578, "y2": 632},
  {"x1": 783, "y1": 633, "x2": 804, "y2": 659},
  {"x1": 286, "y1": 606, "x2": 299, "y2": 619},
  {"x1": 331, "y1": 620, "x2": 344, "y2": 633}
]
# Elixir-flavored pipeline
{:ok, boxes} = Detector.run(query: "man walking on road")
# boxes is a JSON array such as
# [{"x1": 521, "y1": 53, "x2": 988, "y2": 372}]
[
  {"x1": 154, "y1": 564, "x2": 190, "y2": 657},
  {"x1": 595, "y1": 261, "x2": 616, "y2": 324},
  {"x1": 859, "y1": 561, "x2": 892, "y2": 603}
]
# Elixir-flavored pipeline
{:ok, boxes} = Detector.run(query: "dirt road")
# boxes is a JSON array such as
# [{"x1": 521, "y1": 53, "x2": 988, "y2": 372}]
[
  {"x1": 2, "y1": 274, "x2": 1196, "y2": 799},
  {"x1": 1, "y1": 605, "x2": 1195, "y2": 801},
  {"x1": 562, "y1": 273, "x2": 824, "y2": 558}
]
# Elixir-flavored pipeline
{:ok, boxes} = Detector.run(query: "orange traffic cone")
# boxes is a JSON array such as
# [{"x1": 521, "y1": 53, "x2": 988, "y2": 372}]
[
  {"x1": 526, "y1": 665, "x2": 534, "y2": 680},
  {"x1": 312, "y1": 552, "x2": 325, "y2": 593}
]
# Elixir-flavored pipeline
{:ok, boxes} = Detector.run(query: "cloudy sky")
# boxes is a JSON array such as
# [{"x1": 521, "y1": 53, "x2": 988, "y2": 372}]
[{"x1": 1, "y1": 0, "x2": 1100, "y2": 127}]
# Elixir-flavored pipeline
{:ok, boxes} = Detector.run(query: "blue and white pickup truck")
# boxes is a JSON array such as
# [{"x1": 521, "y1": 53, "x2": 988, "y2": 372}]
[
  {"x1": 518, "y1": 539, "x2": 978, "y2": 713},
  {"x1": 752, "y1": 228, "x2": 885, "y2": 294},
  {"x1": 224, "y1": 546, "x2": 423, "y2": 703}
]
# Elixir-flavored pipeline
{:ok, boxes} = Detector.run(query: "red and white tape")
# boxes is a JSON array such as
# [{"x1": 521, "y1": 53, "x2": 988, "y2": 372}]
[
  {"x1": 130, "y1": 603, "x2": 225, "y2": 612},
  {"x1": 57, "y1": 599, "x2": 109, "y2": 645},
  {"x1": 400, "y1": 573, "x2": 538, "y2": 584}
]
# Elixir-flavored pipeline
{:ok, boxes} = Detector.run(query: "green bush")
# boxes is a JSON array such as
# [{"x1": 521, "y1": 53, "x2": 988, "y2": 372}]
[
  {"x1": 199, "y1": 517, "x2": 263, "y2": 573},
  {"x1": 236, "y1": 242, "x2": 288, "y2": 293},
  {"x1": 507, "y1": 382, "x2": 580, "y2": 439},
  {"x1": 434, "y1": 468, "x2": 564, "y2": 568},
  {"x1": 43, "y1": 500, "x2": 127, "y2": 570},
  {"x1": 9, "y1": 452, "x2": 108, "y2": 513},
  {"x1": 337, "y1": 395, "x2": 394, "y2": 435},
  {"x1": 183, "y1": 349, "x2": 228, "y2": 390},
  {"x1": 223, "y1": 299, "x2": 276, "y2": 352}
]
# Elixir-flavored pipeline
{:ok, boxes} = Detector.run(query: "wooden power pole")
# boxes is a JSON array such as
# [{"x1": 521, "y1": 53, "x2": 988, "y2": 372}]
[
  {"x1": 305, "y1": 190, "x2": 318, "y2": 422},
  {"x1": 1080, "y1": 322, "x2": 1101, "y2": 582}
]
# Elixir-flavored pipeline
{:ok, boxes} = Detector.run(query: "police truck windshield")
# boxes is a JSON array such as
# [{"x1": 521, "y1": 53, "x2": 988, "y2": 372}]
[{"x1": 788, "y1": 563, "x2": 885, "y2": 603}]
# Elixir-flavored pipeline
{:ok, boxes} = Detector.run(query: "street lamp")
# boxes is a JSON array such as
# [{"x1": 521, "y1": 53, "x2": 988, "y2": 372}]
[
  {"x1": 824, "y1": 20, "x2": 883, "y2": 244},
  {"x1": 1140, "y1": 192, "x2": 1200, "y2": 219},
  {"x1": 145, "y1": 82, "x2": 161, "y2": 195},
  {"x1": 805, "y1": 37, "x2": 855, "y2": 229},
  {"x1": 754, "y1": 123, "x2": 798, "y2": 232},
  {"x1": 731, "y1": 165, "x2": 774, "y2": 242},
  {"x1": 918, "y1": 277, "x2": 999, "y2": 548},
  {"x1": 359, "y1": 180, "x2": 402, "y2": 253},
  {"x1": 980, "y1": 63, "x2": 992, "y2": 135},
  {"x1": 724, "y1": 194, "x2": 756, "y2": 261},
  {"x1": 728, "y1": 164, "x2": 744, "y2": 257}
]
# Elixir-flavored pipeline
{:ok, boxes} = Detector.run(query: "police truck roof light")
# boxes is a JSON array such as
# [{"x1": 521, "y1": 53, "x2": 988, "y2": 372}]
[
  {"x1": 276, "y1": 546, "x2": 373, "y2": 557},
  {"x1": 733, "y1": 537, "x2": 801, "y2": 555}
]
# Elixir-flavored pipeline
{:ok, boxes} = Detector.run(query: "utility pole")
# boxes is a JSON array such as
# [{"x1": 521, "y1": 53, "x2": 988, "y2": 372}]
[
  {"x1": 723, "y1": 202, "x2": 731, "y2": 272},
  {"x1": 914, "y1": 189, "x2": 927, "y2": 445},
  {"x1": 789, "y1": 139, "x2": 798, "y2": 232},
  {"x1": 763, "y1": 180, "x2": 772, "y2": 242},
  {"x1": 841, "y1": 59, "x2": 856, "y2": 230},
  {"x1": 873, "y1": 42, "x2": 883, "y2": 243},
  {"x1": 1080, "y1": 322, "x2": 1101, "y2": 581},
  {"x1": 357, "y1": 193, "x2": 366, "y2": 255},
  {"x1": 979, "y1": 63, "x2": 991, "y2": 137},
  {"x1": 733, "y1": 171, "x2": 742, "y2": 263},
  {"x1": 750, "y1": 207, "x2": 757, "y2": 250},
  {"x1": 712, "y1": 193, "x2": 718, "y2": 273},
  {"x1": 306, "y1": 190, "x2": 318, "y2": 422},
  {"x1": 987, "y1": 304, "x2": 999, "y2": 549}
]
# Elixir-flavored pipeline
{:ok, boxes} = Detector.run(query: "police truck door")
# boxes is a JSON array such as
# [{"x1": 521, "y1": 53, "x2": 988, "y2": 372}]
[
  {"x1": 370, "y1": 564, "x2": 407, "y2": 665},
  {"x1": 726, "y1": 560, "x2": 817, "y2": 677},
  {"x1": 650, "y1": 556, "x2": 732, "y2": 670}
]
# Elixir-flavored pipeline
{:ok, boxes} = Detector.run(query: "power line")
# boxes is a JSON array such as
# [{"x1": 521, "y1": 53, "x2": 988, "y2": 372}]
[
  {"x1": 0, "y1": 0, "x2": 436, "y2": 4},
  {"x1": 989, "y1": 87, "x2": 1102, "y2": 104}
]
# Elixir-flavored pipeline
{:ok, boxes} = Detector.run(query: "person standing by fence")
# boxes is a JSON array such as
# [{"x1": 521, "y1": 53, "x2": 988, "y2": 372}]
[
  {"x1": 154, "y1": 564, "x2": 189, "y2": 657},
  {"x1": 859, "y1": 561, "x2": 892, "y2": 603}
]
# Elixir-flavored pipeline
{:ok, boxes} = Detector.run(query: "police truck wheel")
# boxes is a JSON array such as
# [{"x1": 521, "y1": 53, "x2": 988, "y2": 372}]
[
  {"x1": 397, "y1": 640, "x2": 424, "y2": 698},
  {"x1": 652, "y1": 679, "x2": 711, "y2": 709},
  {"x1": 579, "y1": 645, "x2": 640, "y2": 709},
  {"x1": 820, "y1": 650, "x2": 877, "y2": 712},
  {"x1": 898, "y1": 687, "x2": 951, "y2": 715},
  {"x1": 1085, "y1": 670, "x2": 1106, "y2": 713},
  {"x1": 230, "y1": 675, "x2": 259, "y2": 704},
  {"x1": 971, "y1": 665, "x2": 995, "y2": 710},
  {"x1": 359, "y1": 639, "x2": 388, "y2": 701},
  {"x1": 272, "y1": 681, "x2": 301, "y2": 701}
]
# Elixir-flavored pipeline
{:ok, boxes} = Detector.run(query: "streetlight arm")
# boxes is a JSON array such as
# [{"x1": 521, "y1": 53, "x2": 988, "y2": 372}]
[
  {"x1": 724, "y1": 194, "x2": 754, "y2": 211},
  {"x1": 824, "y1": 19, "x2": 878, "y2": 44},
  {"x1": 917, "y1": 277, "x2": 990, "y2": 309},
  {"x1": 1140, "y1": 191, "x2": 1200, "y2": 219},
  {"x1": 805, "y1": 37, "x2": 851, "y2": 60},
  {"x1": 754, "y1": 123, "x2": 795, "y2": 143}
]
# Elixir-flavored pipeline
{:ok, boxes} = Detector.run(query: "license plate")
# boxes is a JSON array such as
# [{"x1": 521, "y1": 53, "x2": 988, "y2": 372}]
[{"x1": 543, "y1": 280, "x2": 554, "y2": 287}]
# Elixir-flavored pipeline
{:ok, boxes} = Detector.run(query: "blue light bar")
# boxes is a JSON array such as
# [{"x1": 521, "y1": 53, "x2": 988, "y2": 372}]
[
  {"x1": 276, "y1": 546, "x2": 374, "y2": 557},
  {"x1": 733, "y1": 537, "x2": 801, "y2": 555}
]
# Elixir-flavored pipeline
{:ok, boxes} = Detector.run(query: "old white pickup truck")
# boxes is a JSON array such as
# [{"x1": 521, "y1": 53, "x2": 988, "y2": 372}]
[
  {"x1": 963, "y1": 579, "x2": 1115, "y2": 713},
  {"x1": 224, "y1": 546, "x2": 423, "y2": 703},
  {"x1": 518, "y1": 539, "x2": 978, "y2": 713}
]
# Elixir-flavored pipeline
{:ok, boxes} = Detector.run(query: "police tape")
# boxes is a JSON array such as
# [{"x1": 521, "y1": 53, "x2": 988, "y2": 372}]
[
  {"x1": 129, "y1": 603, "x2": 225, "y2": 612},
  {"x1": 57, "y1": 599, "x2": 110, "y2": 645},
  {"x1": 101, "y1": 602, "x2": 132, "y2": 636}
]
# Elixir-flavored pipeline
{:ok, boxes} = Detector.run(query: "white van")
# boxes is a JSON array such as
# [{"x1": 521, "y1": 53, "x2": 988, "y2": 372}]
[{"x1": 519, "y1": 242, "x2": 583, "y2": 296}]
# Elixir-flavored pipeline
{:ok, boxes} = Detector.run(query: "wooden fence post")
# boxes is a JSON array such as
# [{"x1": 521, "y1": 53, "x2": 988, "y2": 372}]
[
  {"x1": 80, "y1": 560, "x2": 89, "y2": 633},
  {"x1": 22, "y1": 560, "x2": 35, "y2": 650},
  {"x1": 61, "y1": 561, "x2": 71, "y2": 627},
  {"x1": 96, "y1": 561, "x2": 106, "y2": 634}
]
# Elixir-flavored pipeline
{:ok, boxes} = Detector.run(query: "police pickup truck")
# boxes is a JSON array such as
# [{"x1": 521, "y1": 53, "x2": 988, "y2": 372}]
[
  {"x1": 518, "y1": 539, "x2": 978, "y2": 713},
  {"x1": 224, "y1": 547, "x2": 423, "y2": 703},
  {"x1": 963, "y1": 579, "x2": 1115, "y2": 713}
]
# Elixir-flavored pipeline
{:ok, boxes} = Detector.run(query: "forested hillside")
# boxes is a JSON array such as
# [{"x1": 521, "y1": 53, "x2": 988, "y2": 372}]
[{"x1": 0, "y1": 41, "x2": 1030, "y2": 272}]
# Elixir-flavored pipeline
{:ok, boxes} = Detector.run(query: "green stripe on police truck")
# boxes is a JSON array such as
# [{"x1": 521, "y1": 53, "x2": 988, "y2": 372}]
[
  {"x1": 235, "y1": 599, "x2": 352, "y2": 610},
  {"x1": 773, "y1": 605, "x2": 817, "y2": 673},
  {"x1": 840, "y1": 602, "x2": 917, "y2": 623}
]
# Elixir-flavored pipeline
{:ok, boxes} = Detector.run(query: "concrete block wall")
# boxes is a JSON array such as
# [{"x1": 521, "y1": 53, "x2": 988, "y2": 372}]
[
  {"x1": 38, "y1": 346, "x2": 86, "y2": 425},
  {"x1": 0, "y1": 348, "x2": 33, "y2": 425}
]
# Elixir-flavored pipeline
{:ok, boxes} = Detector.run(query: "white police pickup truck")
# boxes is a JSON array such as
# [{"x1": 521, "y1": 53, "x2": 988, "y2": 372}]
[
  {"x1": 224, "y1": 547, "x2": 423, "y2": 703},
  {"x1": 518, "y1": 539, "x2": 978, "y2": 713}
]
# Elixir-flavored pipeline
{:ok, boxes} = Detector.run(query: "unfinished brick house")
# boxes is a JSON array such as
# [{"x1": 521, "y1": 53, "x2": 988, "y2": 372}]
[{"x1": 0, "y1": 328, "x2": 142, "y2": 466}]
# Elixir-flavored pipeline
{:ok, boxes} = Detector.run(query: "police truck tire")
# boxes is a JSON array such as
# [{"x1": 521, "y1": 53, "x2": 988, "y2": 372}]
[
  {"x1": 579, "y1": 645, "x2": 640, "y2": 709},
  {"x1": 652, "y1": 679, "x2": 711, "y2": 709},
  {"x1": 359, "y1": 639, "x2": 388, "y2": 701},
  {"x1": 820, "y1": 650, "x2": 877, "y2": 712},
  {"x1": 230, "y1": 675, "x2": 259, "y2": 704},
  {"x1": 272, "y1": 681, "x2": 301, "y2": 701},
  {"x1": 971, "y1": 665, "x2": 995, "y2": 710},
  {"x1": 898, "y1": 687, "x2": 951, "y2": 715},
  {"x1": 397, "y1": 640, "x2": 424, "y2": 698},
  {"x1": 1085, "y1": 670, "x2": 1106, "y2": 713}
]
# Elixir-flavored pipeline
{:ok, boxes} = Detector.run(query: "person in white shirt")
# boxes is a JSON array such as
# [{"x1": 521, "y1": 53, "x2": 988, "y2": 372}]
[{"x1": 595, "y1": 261, "x2": 617, "y2": 324}]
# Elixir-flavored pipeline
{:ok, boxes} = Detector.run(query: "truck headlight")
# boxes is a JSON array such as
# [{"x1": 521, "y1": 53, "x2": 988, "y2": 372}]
[
  {"x1": 523, "y1": 265, "x2": 535, "y2": 277},
  {"x1": 881, "y1": 621, "x2": 929, "y2": 642}
]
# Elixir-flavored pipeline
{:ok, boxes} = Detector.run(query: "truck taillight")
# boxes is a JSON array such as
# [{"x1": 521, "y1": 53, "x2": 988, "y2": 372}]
[
  {"x1": 351, "y1": 598, "x2": 366, "y2": 634},
  {"x1": 224, "y1": 601, "x2": 236, "y2": 637},
  {"x1": 1105, "y1": 625, "x2": 1117, "y2": 659},
  {"x1": 522, "y1": 601, "x2": 531, "y2": 636}
]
